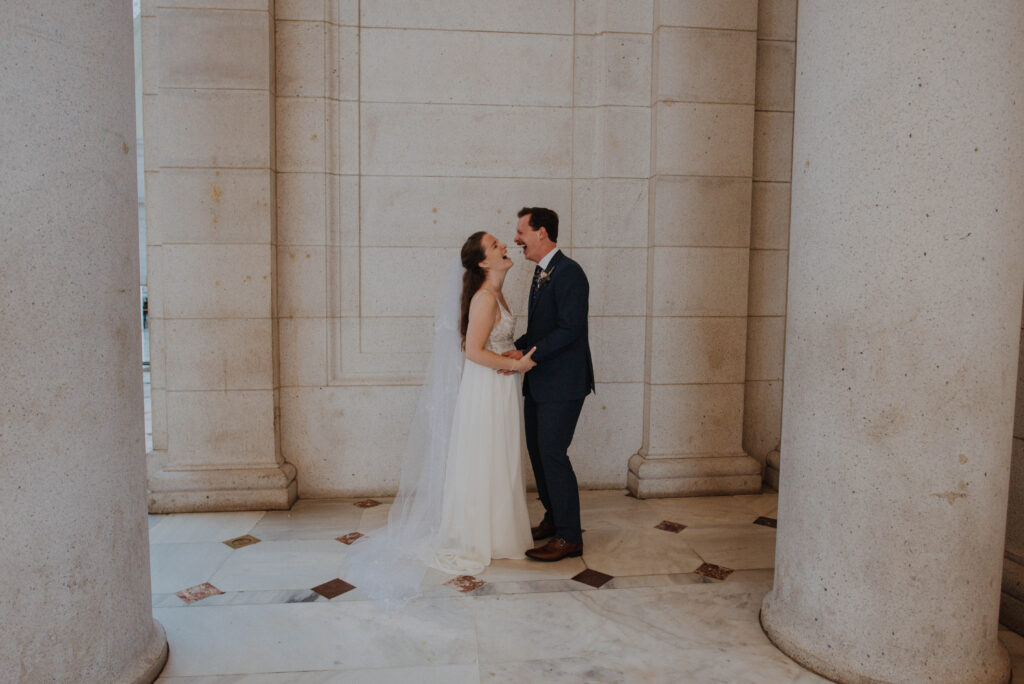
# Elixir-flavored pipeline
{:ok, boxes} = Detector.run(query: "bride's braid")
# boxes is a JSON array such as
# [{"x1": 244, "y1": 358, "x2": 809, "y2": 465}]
[{"x1": 459, "y1": 231, "x2": 487, "y2": 349}]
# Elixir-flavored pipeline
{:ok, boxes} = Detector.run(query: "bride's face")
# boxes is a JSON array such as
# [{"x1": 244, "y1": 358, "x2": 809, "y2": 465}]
[{"x1": 478, "y1": 233, "x2": 513, "y2": 273}]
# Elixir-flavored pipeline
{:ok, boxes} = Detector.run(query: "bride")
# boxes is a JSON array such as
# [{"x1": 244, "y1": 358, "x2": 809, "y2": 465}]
[
  {"x1": 343, "y1": 231, "x2": 537, "y2": 603},
  {"x1": 433, "y1": 231, "x2": 536, "y2": 573}
]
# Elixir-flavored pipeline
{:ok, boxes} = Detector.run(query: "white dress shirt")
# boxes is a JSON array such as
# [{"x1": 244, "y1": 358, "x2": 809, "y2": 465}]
[{"x1": 537, "y1": 246, "x2": 560, "y2": 272}]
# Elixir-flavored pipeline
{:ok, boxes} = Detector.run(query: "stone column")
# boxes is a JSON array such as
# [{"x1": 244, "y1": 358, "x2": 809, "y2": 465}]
[
  {"x1": 143, "y1": 0, "x2": 296, "y2": 512},
  {"x1": 0, "y1": 2, "x2": 167, "y2": 681},
  {"x1": 629, "y1": 0, "x2": 762, "y2": 497},
  {"x1": 762, "y1": 3, "x2": 1024, "y2": 682}
]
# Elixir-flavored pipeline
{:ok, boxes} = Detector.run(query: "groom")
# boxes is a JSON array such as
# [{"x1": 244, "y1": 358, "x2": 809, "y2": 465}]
[{"x1": 503, "y1": 207, "x2": 595, "y2": 562}]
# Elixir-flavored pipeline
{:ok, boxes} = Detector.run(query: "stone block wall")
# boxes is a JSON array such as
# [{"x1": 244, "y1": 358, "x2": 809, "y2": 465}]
[
  {"x1": 272, "y1": 0, "x2": 654, "y2": 497},
  {"x1": 142, "y1": 0, "x2": 800, "y2": 504}
]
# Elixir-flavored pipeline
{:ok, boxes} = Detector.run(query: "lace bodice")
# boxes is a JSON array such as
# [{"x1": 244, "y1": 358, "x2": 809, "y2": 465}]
[{"x1": 485, "y1": 303, "x2": 515, "y2": 354}]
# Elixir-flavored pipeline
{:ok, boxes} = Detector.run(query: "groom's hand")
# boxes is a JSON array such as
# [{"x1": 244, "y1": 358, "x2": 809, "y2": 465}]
[{"x1": 497, "y1": 349, "x2": 524, "y2": 375}]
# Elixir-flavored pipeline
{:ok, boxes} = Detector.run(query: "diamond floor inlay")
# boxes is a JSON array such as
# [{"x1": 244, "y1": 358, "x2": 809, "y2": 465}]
[
  {"x1": 311, "y1": 578, "x2": 356, "y2": 599},
  {"x1": 335, "y1": 531, "x2": 364, "y2": 544},
  {"x1": 445, "y1": 575, "x2": 486, "y2": 593},
  {"x1": 695, "y1": 562, "x2": 734, "y2": 581},
  {"x1": 222, "y1": 534, "x2": 261, "y2": 549},
  {"x1": 176, "y1": 582, "x2": 223, "y2": 604},
  {"x1": 572, "y1": 568, "x2": 614, "y2": 588}
]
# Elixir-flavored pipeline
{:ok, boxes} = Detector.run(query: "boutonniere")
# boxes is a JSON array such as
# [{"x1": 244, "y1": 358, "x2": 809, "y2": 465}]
[{"x1": 537, "y1": 270, "x2": 552, "y2": 290}]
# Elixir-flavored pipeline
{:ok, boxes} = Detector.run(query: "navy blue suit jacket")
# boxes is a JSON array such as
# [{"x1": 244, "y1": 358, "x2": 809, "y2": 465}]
[{"x1": 515, "y1": 250, "x2": 596, "y2": 402}]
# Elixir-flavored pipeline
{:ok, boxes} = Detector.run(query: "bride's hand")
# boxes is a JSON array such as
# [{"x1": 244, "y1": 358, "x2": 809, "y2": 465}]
[
  {"x1": 513, "y1": 346, "x2": 537, "y2": 373},
  {"x1": 497, "y1": 349, "x2": 523, "y2": 375}
]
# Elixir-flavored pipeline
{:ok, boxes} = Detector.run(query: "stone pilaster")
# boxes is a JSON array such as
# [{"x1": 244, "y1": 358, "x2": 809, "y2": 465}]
[
  {"x1": 762, "y1": 3, "x2": 1024, "y2": 681},
  {"x1": 629, "y1": 0, "x2": 762, "y2": 497},
  {"x1": 743, "y1": 0, "x2": 796, "y2": 478},
  {"x1": 0, "y1": 1, "x2": 167, "y2": 679},
  {"x1": 144, "y1": 0, "x2": 296, "y2": 512},
  {"x1": 569, "y1": 0, "x2": 652, "y2": 488}
]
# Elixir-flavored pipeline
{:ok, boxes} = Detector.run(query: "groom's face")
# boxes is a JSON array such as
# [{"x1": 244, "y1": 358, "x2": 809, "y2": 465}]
[{"x1": 514, "y1": 214, "x2": 543, "y2": 263}]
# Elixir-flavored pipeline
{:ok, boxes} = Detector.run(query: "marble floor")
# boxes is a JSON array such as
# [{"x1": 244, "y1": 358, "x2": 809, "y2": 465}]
[{"x1": 149, "y1": 490, "x2": 1024, "y2": 683}]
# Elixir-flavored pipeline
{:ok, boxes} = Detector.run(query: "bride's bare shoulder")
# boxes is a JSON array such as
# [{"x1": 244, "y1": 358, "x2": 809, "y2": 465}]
[
  {"x1": 469, "y1": 288, "x2": 499, "y2": 318},
  {"x1": 471, "y1": 288, "x2": 497, "y2": 305}
]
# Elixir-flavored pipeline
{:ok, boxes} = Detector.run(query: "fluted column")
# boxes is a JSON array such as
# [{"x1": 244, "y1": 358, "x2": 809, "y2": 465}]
[
  {"x1": 0, "y1": 2, "x2": 167, "y2": 681},
  {"x1": 762, "y1": 3, "x2": 1024, "y2": 682}
]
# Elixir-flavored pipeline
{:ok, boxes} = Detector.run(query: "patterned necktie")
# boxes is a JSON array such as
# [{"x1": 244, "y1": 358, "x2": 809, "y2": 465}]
[{"x1": 529, "y1": 265, "x2": 542, "y2": 310}]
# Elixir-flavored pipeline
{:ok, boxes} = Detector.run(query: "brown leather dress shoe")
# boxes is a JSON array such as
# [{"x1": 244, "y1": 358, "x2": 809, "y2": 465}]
[
  {"x1": 525, "y1": 537, "x2": 583, "y2": 562},
  {"x1": 531, "y1": 519, "x2": 556, "y2": 541}
]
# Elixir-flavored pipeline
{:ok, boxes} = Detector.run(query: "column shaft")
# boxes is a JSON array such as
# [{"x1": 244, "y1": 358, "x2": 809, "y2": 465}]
[
  {"x1": 0, "y1": 1, "x2": 167, "y2": 680},
  {"x1": 763, "y1": 3, "x2": 1024, "y2": 682}
]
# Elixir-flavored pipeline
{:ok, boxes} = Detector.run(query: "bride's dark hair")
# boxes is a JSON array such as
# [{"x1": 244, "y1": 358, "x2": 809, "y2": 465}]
[{"x1": 459, "y1": 231, "x2": 488, "y2": 348}]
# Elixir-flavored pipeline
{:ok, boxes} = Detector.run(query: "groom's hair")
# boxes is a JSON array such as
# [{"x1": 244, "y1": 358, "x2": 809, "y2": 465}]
[{"x1": 518, "y1": 207, "x2": 558, "y2": 243}]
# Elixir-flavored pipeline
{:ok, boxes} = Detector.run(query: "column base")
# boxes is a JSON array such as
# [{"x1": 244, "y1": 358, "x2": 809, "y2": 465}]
[
  {"x1": 764, "y1": 449, "x2": 780, "y2": 491},
  {"x1": 148, "y1": 462, "x2": 298, "y2": 513},
  {"x1": 1001, "y1": 553, "x2": 1024, "y2": 635},
  {"x1": 627, "y1": 452, "x2": 762, "y2": 498},
  {"x1": 115, "y1": 620, "x2": 168, "y2": 684},
  {"x1": 762, "y1": 593, "x2": 1011, "y2": 684}
]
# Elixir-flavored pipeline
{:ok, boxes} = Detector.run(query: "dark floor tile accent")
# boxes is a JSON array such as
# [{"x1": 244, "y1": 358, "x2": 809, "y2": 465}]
[
  {"x1": 446, "y1": 575, "x2": 486, "y2": 593},
  {"x1": 223, "y1": 534, "x2": 261, "y2": 549},
  {"x1": 753, "y1": 516, "x2": 777, "y2": 528},
  {"x1": 354, "y1": 499, "x2": 381, "y2": 508},
  {"x1": 336, "y1": 532, "x2": 365, "y2": 545},
  {"x1": 572, "y1": 568, "x2": 614, "y2": 588},
  {"x1": 312, "y1": 578, "x2": 356, "y2": 599},
  {"x1": 654, "y1": 520, "x2": 687, "y2": 533},
  {"x1": 176, "y1": 582, "x2": 223, "y2": 604},
  {"x1": 695, "y1": 563, "x2": 734, "y2": 581}
]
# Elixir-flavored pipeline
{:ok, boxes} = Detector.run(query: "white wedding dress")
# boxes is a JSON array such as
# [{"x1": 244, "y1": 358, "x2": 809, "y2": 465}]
[
  {"x1": 342, "y1": 264, "x2": 531, "y2": 606},
  {"x1": 432, "y1": 300, "x2": 533, "y2": 574}
]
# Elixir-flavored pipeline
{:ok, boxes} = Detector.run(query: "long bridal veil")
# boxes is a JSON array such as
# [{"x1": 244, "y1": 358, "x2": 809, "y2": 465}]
[{"x1": 341, "y1": 258, "x2": 464, "y2": 606}]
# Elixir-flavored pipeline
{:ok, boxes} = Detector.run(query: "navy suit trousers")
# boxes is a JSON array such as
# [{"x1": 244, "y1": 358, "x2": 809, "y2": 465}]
[{"x1": 524, "y1": 393, "x2": 585, "y2": 544}]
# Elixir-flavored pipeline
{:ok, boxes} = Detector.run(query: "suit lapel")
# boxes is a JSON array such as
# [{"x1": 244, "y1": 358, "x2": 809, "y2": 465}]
[{"x1": 528, "y1": 251, "x2": 565, "y2": 323}]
